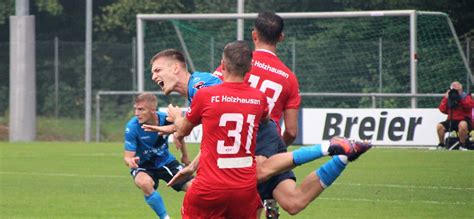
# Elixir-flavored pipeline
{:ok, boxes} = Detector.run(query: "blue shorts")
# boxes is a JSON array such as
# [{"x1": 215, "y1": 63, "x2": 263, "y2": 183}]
[
  {"x1": 256, "y1": 120, "x2": 287, "y2": 157},
  {"x1": 256, "y1": 120, "x2": 296, "y2": 200},
  {"x1": 130, "y1": 159, "x2": 193, "y2": 191}
]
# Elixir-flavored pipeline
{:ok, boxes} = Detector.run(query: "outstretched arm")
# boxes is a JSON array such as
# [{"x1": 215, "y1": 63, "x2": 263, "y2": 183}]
[{"x1": 141, "y1": 124, "x2": 176, "y2": 135}]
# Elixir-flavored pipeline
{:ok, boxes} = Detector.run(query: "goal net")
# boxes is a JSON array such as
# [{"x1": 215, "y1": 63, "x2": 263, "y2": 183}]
[
  {"x1": 95, "y1": 11, "x2": 472, "y2": 141},
  {"x1": 137, "y1": 11, "x2": 471, "y2": 108}
]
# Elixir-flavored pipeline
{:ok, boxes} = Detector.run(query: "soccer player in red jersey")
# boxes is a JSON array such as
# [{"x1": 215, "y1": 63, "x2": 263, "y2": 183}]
[
  {"x1": 212, "y1": 12, "x2": 372, "y2": 217},
  {"x1": 169, "y1": 41, "x2": 268, "y2": 219},
  {"x1": 214, "y1": 15, "x2": 300, "y2": 145}
]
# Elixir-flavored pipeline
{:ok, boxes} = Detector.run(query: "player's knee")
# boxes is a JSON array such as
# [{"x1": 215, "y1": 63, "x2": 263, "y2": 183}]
[
  {"x1": 278, "y1": 196, "x2": 306, "y2": 216},
  {"x1": 135, "y1": 177, "x2": 153, "y2": 190},
  {"x1": 280, "y1": 200, "x2": 305, "y2": 216}
]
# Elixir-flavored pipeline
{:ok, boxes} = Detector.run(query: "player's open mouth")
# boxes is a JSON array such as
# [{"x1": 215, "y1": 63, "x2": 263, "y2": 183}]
[{"x1": 157, "y1": 80, "x2": 164, "y2": 90}]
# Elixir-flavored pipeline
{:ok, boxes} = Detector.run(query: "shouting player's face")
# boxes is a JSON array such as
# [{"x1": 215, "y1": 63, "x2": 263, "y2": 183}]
[
  {"x1": 151, "y1": 58, "x2": 179, "y2": 95},
  {"x1": 133, "y1": 101, "x2": 154, "y2": 124}
]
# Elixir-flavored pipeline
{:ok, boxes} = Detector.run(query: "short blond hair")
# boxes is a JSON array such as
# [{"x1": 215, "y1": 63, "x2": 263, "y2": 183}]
[{"x1": 135, "y1": 93, "x2": 157, "y2": 109}]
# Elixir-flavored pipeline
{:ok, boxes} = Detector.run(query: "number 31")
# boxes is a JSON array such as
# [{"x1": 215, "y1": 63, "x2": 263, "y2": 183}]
[{"x1": 217, "y1": 113, "x2": 256, "y2": 155}]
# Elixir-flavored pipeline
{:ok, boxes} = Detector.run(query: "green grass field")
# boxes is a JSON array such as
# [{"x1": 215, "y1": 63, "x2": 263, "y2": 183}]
[{"x1": 0, "y1": 142, "x2": 473, "y2": 218}]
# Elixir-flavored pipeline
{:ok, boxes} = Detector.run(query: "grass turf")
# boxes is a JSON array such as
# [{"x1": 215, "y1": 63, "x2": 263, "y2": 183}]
[{"x1": 0, "y1": 142, "x2": 472, "y2": 218}]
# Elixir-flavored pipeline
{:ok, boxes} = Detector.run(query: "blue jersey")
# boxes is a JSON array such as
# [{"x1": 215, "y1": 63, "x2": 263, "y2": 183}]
[
  {"x1": 187, "y1": 71, "x2": 222, "y2": 104},
  {"x1": 124, "y1": 111, "x2": 175, "y2": 169}
]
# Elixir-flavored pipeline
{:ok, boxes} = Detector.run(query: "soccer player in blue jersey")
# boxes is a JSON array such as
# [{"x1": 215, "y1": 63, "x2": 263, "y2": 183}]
[
  {"x1": 145, "y1": 48, "x2": 372, "y2": 217},
  {"x1": 124, "y1": 93, "x2": 193, "y2": 219}
]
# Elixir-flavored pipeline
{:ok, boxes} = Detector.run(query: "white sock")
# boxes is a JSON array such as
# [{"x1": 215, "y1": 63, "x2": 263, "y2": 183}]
[
  {"x1": 321, "y1": 141, "x2": 330, "y2": 156},
  {"x1": 338, "y1": 155, "x2": 349, "y2": 164}
]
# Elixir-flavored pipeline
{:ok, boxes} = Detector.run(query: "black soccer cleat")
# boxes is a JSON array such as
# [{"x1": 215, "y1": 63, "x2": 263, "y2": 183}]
[{"x1": 328, "y1": 136, "x2": 372, "y2": 161}]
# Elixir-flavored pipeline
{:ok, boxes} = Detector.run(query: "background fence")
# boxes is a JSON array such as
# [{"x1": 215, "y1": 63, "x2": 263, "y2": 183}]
[{"x1": 0, "y1": 15, "x2": 472, "y2": 142}]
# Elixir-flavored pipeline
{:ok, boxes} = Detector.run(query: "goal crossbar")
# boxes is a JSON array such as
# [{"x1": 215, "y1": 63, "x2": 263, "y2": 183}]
[{"x1": 136, "y1": 10, "x2": 472, "y2": 108}]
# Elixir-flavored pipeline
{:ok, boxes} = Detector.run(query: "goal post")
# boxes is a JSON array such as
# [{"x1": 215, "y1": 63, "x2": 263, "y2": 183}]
[{"x1": 135, "y1": 10, "x2": 471, "y2": 108}]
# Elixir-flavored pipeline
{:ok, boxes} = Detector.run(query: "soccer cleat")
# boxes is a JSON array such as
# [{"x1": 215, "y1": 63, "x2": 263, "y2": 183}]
[
  {"x1": 264, "y1": 199, "x2": 280, "y2": 219},
  {"x1": 328, "y1": 136, "x2": 372, "y2": 161}
]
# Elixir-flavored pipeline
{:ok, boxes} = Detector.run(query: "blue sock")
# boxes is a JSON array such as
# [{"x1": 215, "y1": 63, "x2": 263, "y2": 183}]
[
  {"x1": 145, "y1": 191, "x2": 168, "y2": 219},
  {"x1": 316, "y1": 156, "x2": 347, "y2": 188},
  {"x1": 292, "y1": 144, "x2": 324, "y2": 165}
]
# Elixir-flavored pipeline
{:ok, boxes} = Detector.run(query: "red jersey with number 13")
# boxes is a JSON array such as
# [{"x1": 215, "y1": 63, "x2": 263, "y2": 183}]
[
  {"x1": 246, "y1": 49, "x2": 300, "y2": 127},
  {"x1": 186, "y1": 82, "x2": 269, "y2": 190}
]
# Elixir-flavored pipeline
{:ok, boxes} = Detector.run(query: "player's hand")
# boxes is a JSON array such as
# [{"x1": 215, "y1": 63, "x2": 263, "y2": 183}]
[
  {"x1": 166, "y1": 104, "x2": 182, "y2": 123},
  {"x1": 167, "y1": 165, "x2": 194, "y2": 187},
  {"x1": 181, "y1": 155, "x2": 190, "y2": 166},
  {"x1": 126, "y1": 156, "x2": 140, "y2": 169}
]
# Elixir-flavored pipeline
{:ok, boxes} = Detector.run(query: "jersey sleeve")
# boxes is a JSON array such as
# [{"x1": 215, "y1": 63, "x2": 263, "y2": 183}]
[
  {"x1": 158, "y1": 111, "x2": 173, "y2": 126},
  {"x1": 186, "y1": 89, "x2": 206, "y2": 125},
  {"x1": 188, "y1": 72, "x2": 222, "y2": 103},
  {"x1": 284, "y1": 75, "x2": 301, "y2": 110},
  {"x1": 124, "y1": 124, "x2": 137, "y2": 151},
  {"x1": 213, "y1": 65, "x2": 224, "y2": 80}
]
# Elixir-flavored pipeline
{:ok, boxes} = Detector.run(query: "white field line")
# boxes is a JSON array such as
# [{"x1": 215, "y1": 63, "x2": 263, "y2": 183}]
[
  {"x1": 6, "y1": 153, "x2": 123, "y2": 158},
  {"x1": 0, "y1": 171, "x2": 127, "y2": 178},
  {"x1": 335, "y1": 182, "x2": 474, "y2": 191},
  {"x1": 319, "y1": 197, "x2": 468, "y2": 205},
  {"x1": 1, "y1": 171, "x2": 472, "y2": 191},
  {"x1": 1, "y1": 172, "x2": 471, "y2": 205}
]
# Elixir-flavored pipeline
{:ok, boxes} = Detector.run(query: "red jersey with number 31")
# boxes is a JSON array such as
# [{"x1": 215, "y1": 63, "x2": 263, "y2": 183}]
[{"x1": 186, "y1": 82, "x2": 269, "y2": 190}]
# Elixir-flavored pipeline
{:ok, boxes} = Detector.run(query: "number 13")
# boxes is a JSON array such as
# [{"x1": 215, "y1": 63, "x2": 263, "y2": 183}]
[{"x1": 248, "y1": 74, "x2": 282, "y2": 114}]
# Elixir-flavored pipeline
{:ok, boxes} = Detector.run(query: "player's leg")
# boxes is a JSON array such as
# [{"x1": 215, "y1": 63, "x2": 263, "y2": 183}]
[
  {"x1": 272, "y1": 177, "x2": 322, "y2": 215},
  {"x1": 257, "y1": 137, "x2": 371, "y2": 182},
  {"x1": 273, "y1": 155, "x2": 349, "y2": 215},
  {"x1": 133, "y1": 170, "x2": 169, "y2": 219},
  {"x1": 256, "y1": 140, "x2": 329, "y2": 183}
]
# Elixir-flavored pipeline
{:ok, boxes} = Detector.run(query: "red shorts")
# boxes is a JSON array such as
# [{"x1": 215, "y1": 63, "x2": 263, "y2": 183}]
[{"x1": 181, "y1": 186, "x2": 261, "y2": 219}]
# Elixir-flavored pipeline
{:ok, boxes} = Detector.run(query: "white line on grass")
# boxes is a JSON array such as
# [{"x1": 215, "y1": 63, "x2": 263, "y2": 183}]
[
  {"x1": 0, "y1": 171, "x2": 127, "y2": 178},
  {"x1": 335, "y1": 182, "x2": 474, "y2": 191},
  {"x1": 320, "y1": 197, "x2": 468, "y2": 205},
  {"x1": 1, "y1": 172, "x2": 471, "y2": 206},
  {"x1": 67, "y1": 153, "x2": 122, "y2": 157},
  {"x1": 2, "y1": 171, "x2": 472, "y2": 191}
]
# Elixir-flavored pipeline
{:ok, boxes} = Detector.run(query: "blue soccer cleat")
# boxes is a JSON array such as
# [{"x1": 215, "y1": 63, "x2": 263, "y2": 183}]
[{"x1": 328, "y1": 136, "x2": 372, "y2": 161}]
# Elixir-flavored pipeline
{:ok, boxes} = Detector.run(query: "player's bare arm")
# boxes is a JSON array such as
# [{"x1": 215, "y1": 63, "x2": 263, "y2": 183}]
[
  {"x1": 174, "y1": 135, "x2": 190, "y2": 165},
  {"x1": 141, "y1": 124, "x2": 176, "y2": 135},
  {"x1": 124, "y1": 150, "x2": 139, "y2": 169},
  {"x1": 282, "y1": 108, "x2": 298, "y2": 146},
  {"x1": 167, "y1": 104, "x2": 194, "y2": 139}
]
